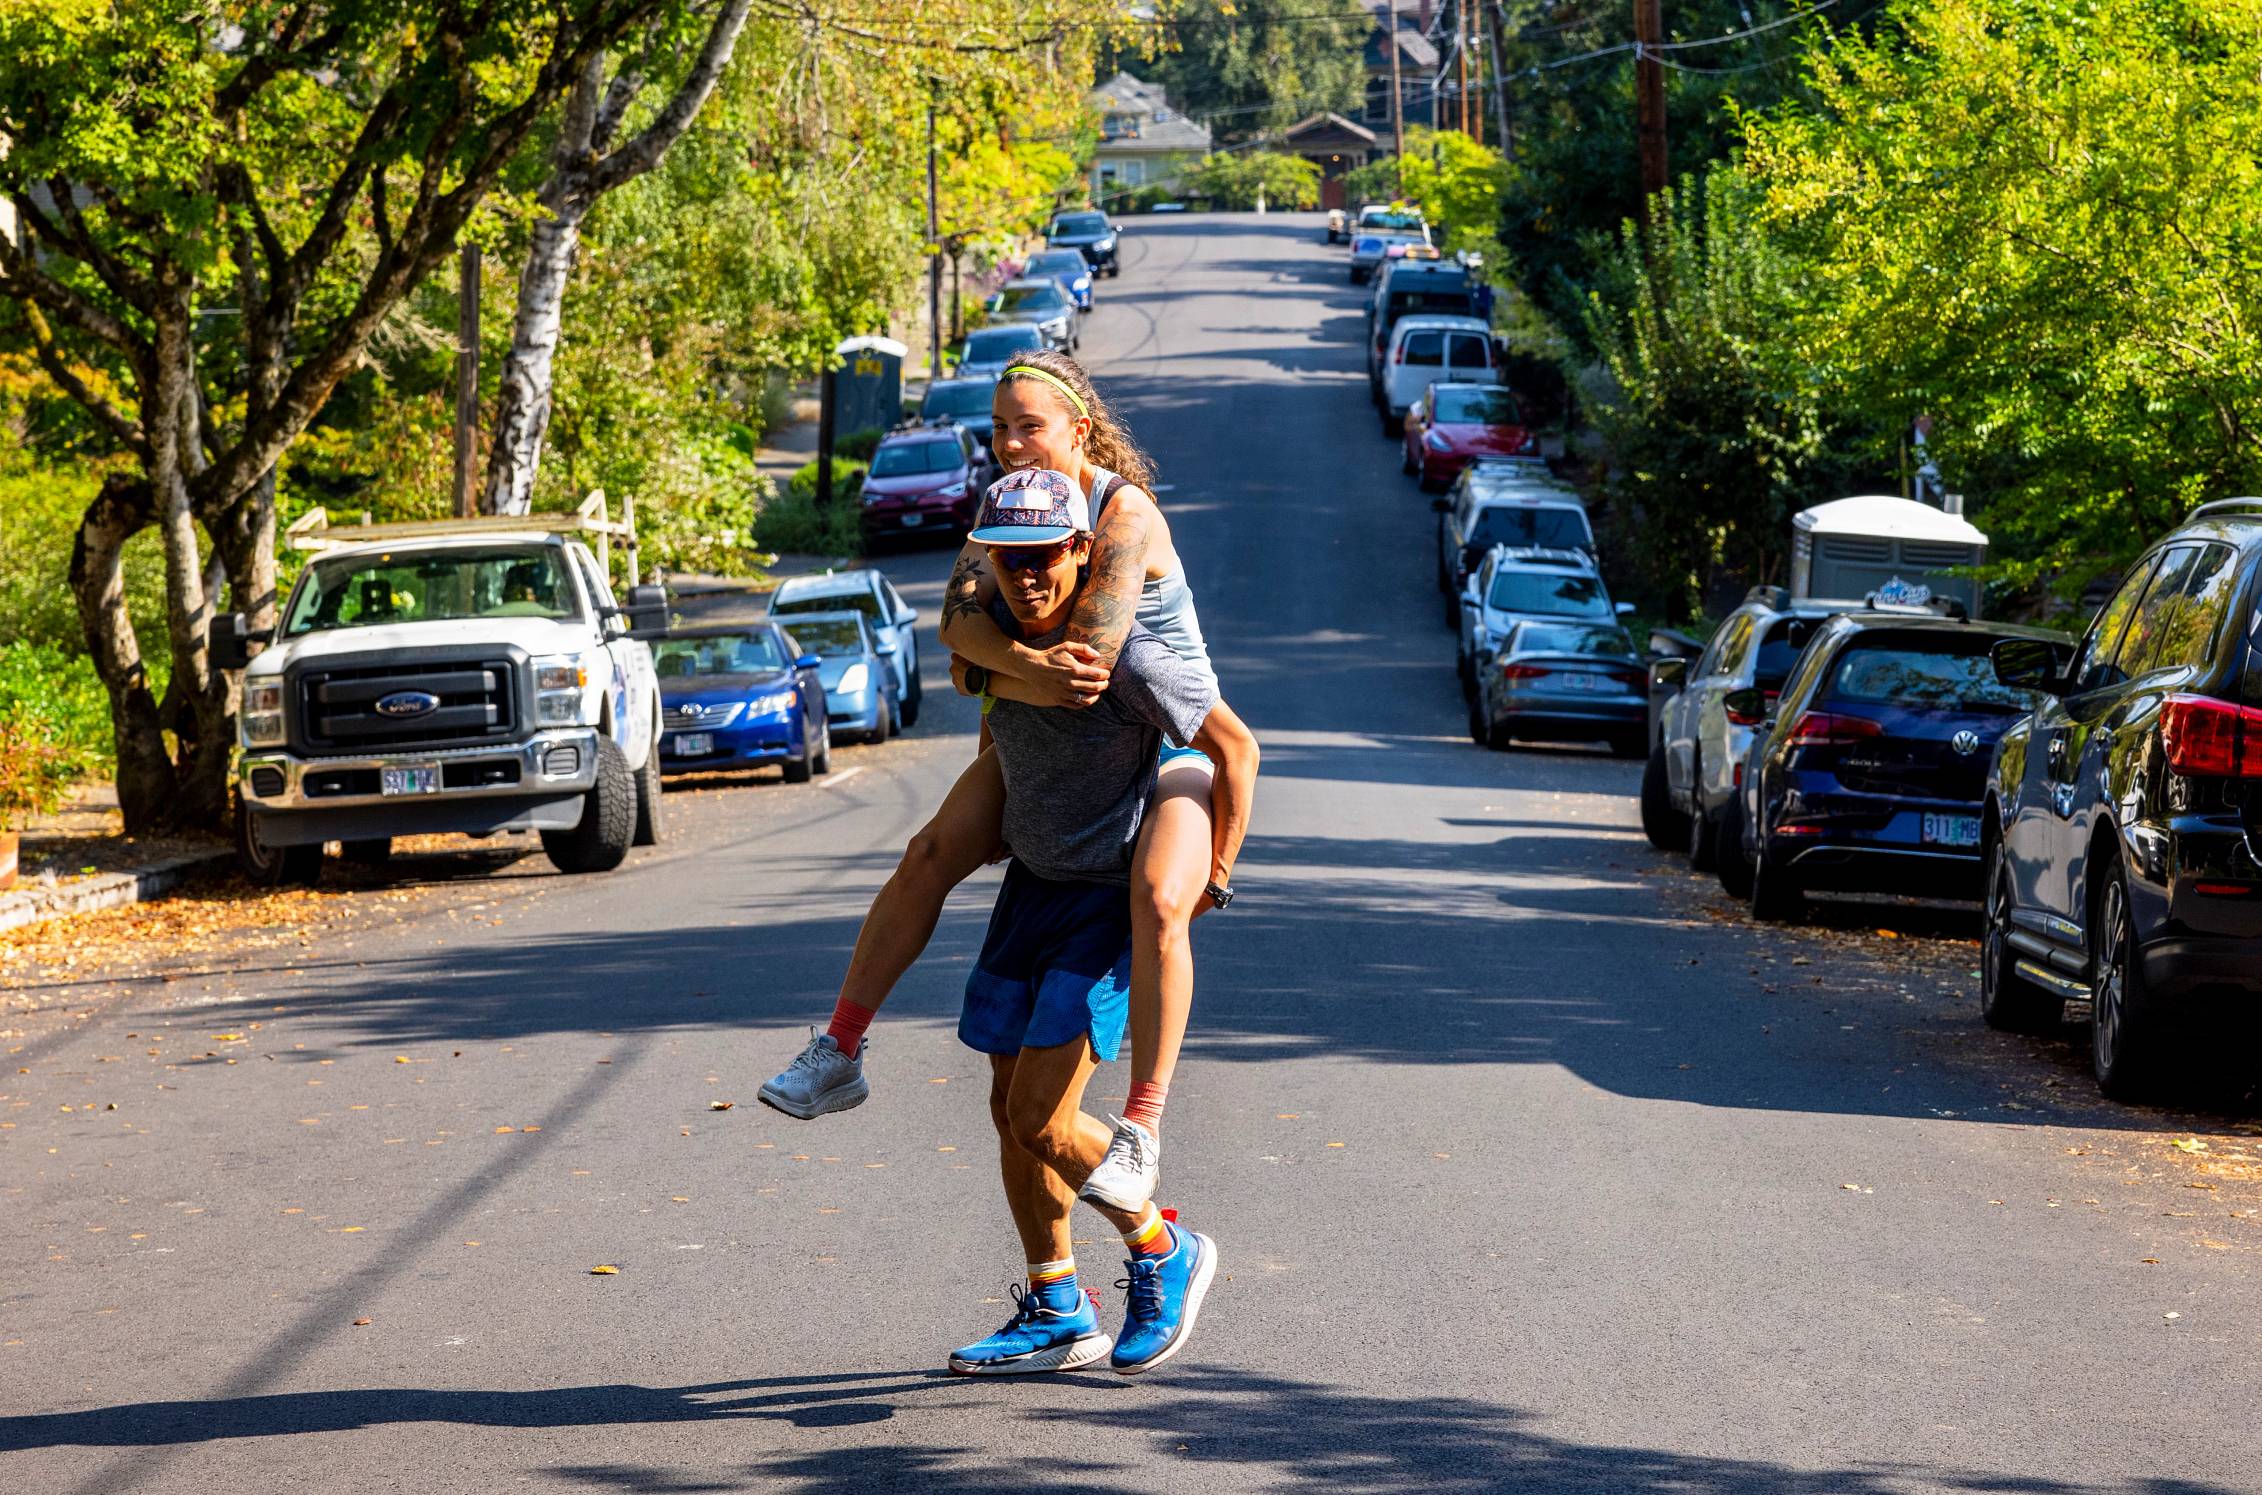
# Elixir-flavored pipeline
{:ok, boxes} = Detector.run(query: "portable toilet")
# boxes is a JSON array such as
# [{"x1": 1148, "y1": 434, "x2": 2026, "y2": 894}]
[
  {"x1": 1791, "y1": 495, "x2": 1988, "y2": 616},
  {"x1": 831, "y1": 335, "x2": 906, "y2": 439}
]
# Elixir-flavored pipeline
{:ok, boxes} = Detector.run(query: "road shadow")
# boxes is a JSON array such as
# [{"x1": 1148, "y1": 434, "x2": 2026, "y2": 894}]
[{"x1": 5, "y1": 1364, "x2": 2237, "y2": 1495}]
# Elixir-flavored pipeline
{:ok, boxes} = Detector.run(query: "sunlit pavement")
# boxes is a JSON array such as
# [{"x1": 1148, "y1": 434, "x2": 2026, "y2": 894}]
[{"x1": 4, "y1": 215, "x2": 2258, "y2": 1494}]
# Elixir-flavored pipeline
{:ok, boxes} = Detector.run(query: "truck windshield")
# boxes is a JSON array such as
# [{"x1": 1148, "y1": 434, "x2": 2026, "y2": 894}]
[{"x1": 284, "y1": 546, "x2": 579, "y2": 635}]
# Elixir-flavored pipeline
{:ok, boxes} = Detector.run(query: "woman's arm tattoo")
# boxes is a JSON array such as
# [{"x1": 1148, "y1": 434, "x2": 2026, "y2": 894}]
[{"x1": 1067, "y1": 503, "x2": 1152, "y2": 667}]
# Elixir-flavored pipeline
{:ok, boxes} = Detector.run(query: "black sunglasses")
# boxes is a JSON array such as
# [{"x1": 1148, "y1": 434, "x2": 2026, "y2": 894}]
[{"x1": 987, "y1": 538, "x2": 1079, "y2": 572}]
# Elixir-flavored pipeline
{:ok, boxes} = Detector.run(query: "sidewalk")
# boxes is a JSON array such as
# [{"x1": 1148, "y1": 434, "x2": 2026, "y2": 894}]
[{"x1": 0, "y1": 784, "x2": 231, "y2": 935}]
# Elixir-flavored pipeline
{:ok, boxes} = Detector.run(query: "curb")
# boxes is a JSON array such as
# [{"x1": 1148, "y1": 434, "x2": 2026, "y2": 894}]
[{"x1": 0, "y1": 849, "x2": 233, "y2": 936}]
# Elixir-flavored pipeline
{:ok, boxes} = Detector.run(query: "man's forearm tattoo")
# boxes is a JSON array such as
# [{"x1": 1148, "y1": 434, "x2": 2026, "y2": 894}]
[
  {"x1": 1068, "y1": 508, "x2": 1150, "y2": 666},
  {"x1": 942, "y1": 552, "x2": 984, "y2": 629}
]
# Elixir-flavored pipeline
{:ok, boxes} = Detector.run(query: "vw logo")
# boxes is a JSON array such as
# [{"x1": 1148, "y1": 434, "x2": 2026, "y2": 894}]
[
  {"x1": 1951, "y1": 729, "x2": 1982, "y2": 756},
  {"x1": 374, "y1": 690, "x2": 440, "y2": 719}
]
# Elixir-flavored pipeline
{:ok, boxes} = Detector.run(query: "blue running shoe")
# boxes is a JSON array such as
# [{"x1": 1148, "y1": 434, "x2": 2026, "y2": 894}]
[
  {"x1": 1110, "y1": 1223, "x2": 1218, "y2": 1375},
  {"x1": 948, "y1": 1283, "x2": 1113, "y2": 1376}
]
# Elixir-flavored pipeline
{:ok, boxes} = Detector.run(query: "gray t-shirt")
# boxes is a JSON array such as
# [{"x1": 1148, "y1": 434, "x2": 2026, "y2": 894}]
[{"x1": 986, "y1": 612, "x2": 1217, "y2": 886}]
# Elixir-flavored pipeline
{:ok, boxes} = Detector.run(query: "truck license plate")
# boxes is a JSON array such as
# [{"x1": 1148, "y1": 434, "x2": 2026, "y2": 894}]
[
  {"x1": 1922, "y1": 812, "x2": 1980, "y2": 847},
  {"x1": 381, "y1": 764, "x2": 440, "y2": 796},
  {"x1": 673, "y1": 732, "x2": 712, "y2": 756}
]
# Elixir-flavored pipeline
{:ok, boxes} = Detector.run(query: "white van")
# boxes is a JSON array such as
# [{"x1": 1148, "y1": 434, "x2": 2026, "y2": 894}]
[{"x1": 1377, "y1": 315, "x2": 1498, "y2": 435}]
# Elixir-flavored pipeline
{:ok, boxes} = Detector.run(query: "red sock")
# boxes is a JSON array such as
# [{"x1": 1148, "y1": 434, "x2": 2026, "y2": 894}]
[
  {"x1": 1123, "y1": 1205, "x2": 1172, "y2": 1258},
  {"x1": 1124, "y1": 1080, "x2": 1167, "y2": 1132},
  {"x1": 825, "y1": 999, "x2": 877, "y2": 1060}
]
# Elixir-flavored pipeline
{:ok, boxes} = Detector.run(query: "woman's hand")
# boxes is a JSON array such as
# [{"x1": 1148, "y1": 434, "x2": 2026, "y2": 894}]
[{"x1": 1015, "y1": 641, "x2": 1110, "y2": 708}]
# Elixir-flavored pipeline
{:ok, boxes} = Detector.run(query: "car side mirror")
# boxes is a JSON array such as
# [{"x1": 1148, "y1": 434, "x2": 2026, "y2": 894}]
[
  {"x1": 1614, "y1": 601, "x2": 1636, "y2": 617},
  {"x1": 872, "y1": 638, "x2": 898, "y2": 656},
  {"x1": 1430, "y1": 497, "x2": 1451, "y2": 513},
  {"x1": 1722, "y1": 687, "x2": 1769, "y2": 727},
  {"x1": 894, "y1": 605, "x2": 917, "y2": 626},
  {"x1": 209, "y1": 611, "x2": 255, "y2": 672},
  {"x1": 1650, "y1": 656, "x2": 1688, "y2": 691},
  {"x1": 1991, "y1": 637, "x2": 2069, "y2": 694},
  {"x1": 795, "y1": 653, "x2": 822, "y2": 671},
  {"x1": 621, "y1": 583, "x2": 669, "y2": 641}
]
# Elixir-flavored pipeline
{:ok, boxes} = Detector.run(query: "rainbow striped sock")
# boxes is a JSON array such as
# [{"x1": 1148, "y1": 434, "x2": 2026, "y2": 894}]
[
  {"x1": 1123, "y1": 1207, "x2": 1172, "y2": 1259},
  {"x1": 1028, "y1": 1257, "x2": 1078, "y2": 1296}
]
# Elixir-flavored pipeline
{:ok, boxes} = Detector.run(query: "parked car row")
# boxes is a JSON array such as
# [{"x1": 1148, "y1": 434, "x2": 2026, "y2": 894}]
[
  {"x1": 1635, "y1": 512, "x2": 2262, "y2": 1106},
  {"x1": 658, "y1": 568, "x2": 924, "y2": 782}
]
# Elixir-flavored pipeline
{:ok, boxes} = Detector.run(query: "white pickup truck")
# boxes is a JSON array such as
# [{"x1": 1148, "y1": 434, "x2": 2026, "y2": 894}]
[{"x1": 210, "y1": 505, "x2": 668, "y2": 885}]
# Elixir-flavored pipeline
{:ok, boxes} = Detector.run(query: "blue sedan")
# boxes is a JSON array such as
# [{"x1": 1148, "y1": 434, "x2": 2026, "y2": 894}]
[
  {"x1": 777, "y1": 610, "x2": 897, "y2": 743},
  {"x1": 655, "y1": 623, "x2": 831, "y2": 782}
]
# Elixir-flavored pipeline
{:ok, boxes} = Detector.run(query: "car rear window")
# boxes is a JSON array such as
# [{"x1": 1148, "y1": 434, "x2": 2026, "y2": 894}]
[
  {"x1": 922, "y1": 381, "x2": 994, "y2": 420},
  {"x1": 1487, "y1": 569, "x2": 1614, "y2": 619},
  {"x1": 1824, "y1": 636, "x2": 2036, "y2": 713},
  {"x1": 1387, "y1": 288, "x2": 1476, "y2": 320},
  {"x1": 963, "y1": 326, "x2": 1042, "y2": 359},
  {"x1": 1026, "y1": 252, "x2": 1085, "y2": 278},
  {"x1": 1467, "y1": 503, "x2": 1592, "y2": 553},
  {"x1": 1447, "y1": 334, "x2": 1492, "y2": 370},
  {"x1": 783, "y1": 619, "x2": 865, "y2": 655},
  {"x1": 1513, "y1": 623, "x2": 1635, "y2": 657},
  {"x1": 868, "y1": 440, "x2": 963, "y2": 477},
  {"x1": 775, "y1": 589, "x2": 879, "y2": 621},
  {"x1": 1400, "y1": 330, "x2": 1444, "y2": 365},
  {"x1": 655, "y1": 632, "x2": 786, "y2": 678},
  {"x1": 993, "y1": 283, "x2": 1066, "y2": 315}
]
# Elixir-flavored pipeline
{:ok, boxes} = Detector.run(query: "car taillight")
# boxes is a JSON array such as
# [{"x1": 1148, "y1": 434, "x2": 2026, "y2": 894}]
[
  {"x1": 1786, "y1": 711, "x2": 1883, "y2": 746},
  {"x1": 1501, "y1": 663, "x2": 1550, "y2": 679},
  {"x1": 2159, "y1": 694, "x2": 2262, "y2": 777}
]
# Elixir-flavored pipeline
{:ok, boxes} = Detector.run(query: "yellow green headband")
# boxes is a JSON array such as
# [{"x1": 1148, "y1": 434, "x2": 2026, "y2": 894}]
[{"x1": 1001, "y1": 364, "x2": 1089, "y2": 420}]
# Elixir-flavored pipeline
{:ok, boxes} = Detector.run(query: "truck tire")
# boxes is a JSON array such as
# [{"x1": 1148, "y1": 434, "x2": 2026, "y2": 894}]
[
  {"x1": 542, "y1": 736, "x2": 636, "y2": 874},
  {"x1": 341, "y1": 838, "x2": 393, "y2": 867},
  {"x1": 631, "y1": 743, "x2": 663, "y2": 848},
  {"x1": 237, "y1": 796, "x2": 322, "y2": 887}
]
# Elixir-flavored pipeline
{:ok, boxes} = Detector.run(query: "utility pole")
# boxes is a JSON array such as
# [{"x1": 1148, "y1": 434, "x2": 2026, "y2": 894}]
[
  {"x1": 926, "y1": 98, "x2": 942, "y2": 382},
  {"x1": 1488, "y1": 1, "x2": 1513, "y2": 157},
  {"x1": 1469, "y1": 0, "x2": 1484, "y2": 146},
  {"x1": 1634, "y1": 0, "x2": 1668, "y2": 203},
  {"x1": 451, "y1": 244, "x2": 479, "y2": 518},
  {"x1": 1456, "y1": 0, "x2": 1471, "y2": 136},
  {"x1": 1388, "y1": 0, "x2": 1405, "y2": 198}
]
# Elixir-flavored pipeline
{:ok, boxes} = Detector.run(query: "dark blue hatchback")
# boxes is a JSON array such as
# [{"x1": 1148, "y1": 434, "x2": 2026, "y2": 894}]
[
  {"x1": 1729, "y1": 613, "x2": 2071, "y2": 920},
  {"x1": 655, "y1": 623, "x2": 831, "y2": 783}
]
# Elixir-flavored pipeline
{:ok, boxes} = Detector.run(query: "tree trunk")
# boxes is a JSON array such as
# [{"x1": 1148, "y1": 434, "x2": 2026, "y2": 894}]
[
  {"x1": 67, "y1": 476, "x2": 176, "y2": 831},
  {"x1": 481, "y1": 201, "x2": 589, "y2": 515}
]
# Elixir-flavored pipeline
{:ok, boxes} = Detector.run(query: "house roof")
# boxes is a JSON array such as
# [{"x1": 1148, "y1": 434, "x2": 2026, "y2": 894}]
[
  {"x1": 1089, "y1": 70, "x2": 1212, "y2": 153},
  {"x1": 1092, "y1": 70, "x2": 1167, "y2": 114},
  {"x1": 1281, "y1": 112, "x2": 1379, "y2": 147}
]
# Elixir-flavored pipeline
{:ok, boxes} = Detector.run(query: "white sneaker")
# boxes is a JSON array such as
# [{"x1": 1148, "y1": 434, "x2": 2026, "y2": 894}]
[
  {"x1": 1079, "y1": 1114, "x2": 1160, "y2": 1211},
  {"x1": 757, "y1": 1030, "x2": 869, "y2": 1119}
]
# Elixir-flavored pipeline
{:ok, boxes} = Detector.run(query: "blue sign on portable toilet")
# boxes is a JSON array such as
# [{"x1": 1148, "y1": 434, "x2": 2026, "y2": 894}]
[{"x1": 832, "y1": 335, "x2": 906, "y2": 440}]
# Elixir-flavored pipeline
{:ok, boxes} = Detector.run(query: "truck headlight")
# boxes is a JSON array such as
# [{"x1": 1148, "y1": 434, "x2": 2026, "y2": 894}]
[
  {"x1": 837, "y1": 663, "x2": 869, "y2": 695},
  {"x1": 240, "y1": 679, "x2": 285, "y2": 747},
  {"x1": 534, "y1": 655, "x2": 592, "y2": 725}
]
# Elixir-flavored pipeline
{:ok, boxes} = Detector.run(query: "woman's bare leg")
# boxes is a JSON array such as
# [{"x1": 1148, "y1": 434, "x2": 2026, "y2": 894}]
[
  {"x1": 836, "y1": 748, "x2": 1006, "y2": 1013},
  {"x1": 1127, "y1": 768, "x2": 1216, "y2": 1099}
]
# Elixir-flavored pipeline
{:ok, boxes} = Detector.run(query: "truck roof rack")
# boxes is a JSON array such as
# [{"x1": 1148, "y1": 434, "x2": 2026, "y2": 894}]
[{"x1": 285, "y1": 491, "x2": 640, "y2": 578}]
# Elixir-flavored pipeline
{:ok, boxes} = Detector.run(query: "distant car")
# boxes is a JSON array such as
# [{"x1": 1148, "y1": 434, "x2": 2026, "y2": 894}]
[
  {"x1": 656, "y1": 623, "x2": 831, "y2": 782},
  {"x1": 1642, "y1": 587, "x2": 1842, "y2": 870},
  {"x1": 921, "y1": 375, "x2": 1000, "y2": 459},
  {"x1": 1349, "y1": 228, "x2": 1429, "y2": 284},
  {"x1": 1366, "y1": 264, "x2": 1481, "y2": 390},
  {"x1": 985, "y1": 278, "x2": 1077, "y2": 352},
  {"x1": 1455, "y1": 544, "x2": 1633, "y2": 696},
  {"x1": 1374, "y1": 317, "x2": 1500, "y2": 436},
  {"x1": 1325, "y1": 208, "x2": 1348, "y2": 243},
  {"x1": 769, "y1": 568, "x2": 921, "y2": 727},
  {"x1": 1980, "y1": 505, "x2": 2262, "y2": 1098},
  {"x1": 1047, "y1": 209, "x2": 1120, "y2": 276},
  {"x1": 1403, "y1": 383, "x2": 1536, "y2": 488},
  {"x1": 1356, "y1": 203, "x2": 1427, "y2": 235},
  {"x1": 1735, "y1": 612, "x2": 2068, "y2": 925},
  {"x1": 1470, "y1": 620, "x2": 1647, "y2": 757},
  {"x1": 1433, "y1": 467, "x2": 1594, "y2": 618},
  {"x1": 779, "y1": 610, "x2": 899, "y2": 744},
  {"x1": 1023, "y1": 248, "x2": 1095, "y2": 312},
  {"x1": 861, "y1": 427, "x2": 985, "y2": 544},
  {"x1": 955, "y1": 324, "x2": 1047, "y2": 381}
]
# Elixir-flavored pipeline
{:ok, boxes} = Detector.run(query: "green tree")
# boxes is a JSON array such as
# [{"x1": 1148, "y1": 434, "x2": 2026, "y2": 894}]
[
  {"x1": 0, "y1": 0, "x2": 672, "y2": 831},
  {"x1": 1182, "y1": 151, "x2": 1322, "y2": 210},
  {"x1": 1741, "y1": 0, "x2": 2262, "y2": 592},
  {"x1": 1130, "y1": 0, "x2": 1370, "y2": 144},
  {"x1": 1380, "y1": 128, "x2": 1508, "y2": 257}
]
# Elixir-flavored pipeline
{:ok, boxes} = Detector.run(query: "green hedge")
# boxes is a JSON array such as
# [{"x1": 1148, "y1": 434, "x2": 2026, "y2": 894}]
[
  {"x1": 754, "y1": 459, "x2": 866, "y2": 555},
  {"x1": 0, "y1": 640, "x2": 117, "y2": 778}
]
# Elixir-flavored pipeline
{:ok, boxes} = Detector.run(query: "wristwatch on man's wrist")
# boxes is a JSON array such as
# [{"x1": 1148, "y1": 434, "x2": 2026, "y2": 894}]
[
  {"x1": 963, "y1": 663, "x2": 990, "y2": 697},
  {"x1": 1204, "y1": 879, "x2": 1234, "y2": 910}
]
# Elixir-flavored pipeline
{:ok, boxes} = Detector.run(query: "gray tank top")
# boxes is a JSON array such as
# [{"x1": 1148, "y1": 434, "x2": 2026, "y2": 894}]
[{"x1": 1089, "y1": 468, "x2": 1215, "y2": 689}]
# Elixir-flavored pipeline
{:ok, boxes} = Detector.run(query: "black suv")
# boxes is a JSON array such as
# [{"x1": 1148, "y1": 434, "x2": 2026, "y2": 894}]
[
  {"x1": 1981, "y1": 503, "x2": 2262, "y2": 1099},
  {"x1": 1047, "y1": 210, "x2": 1119, "y2": 277}
]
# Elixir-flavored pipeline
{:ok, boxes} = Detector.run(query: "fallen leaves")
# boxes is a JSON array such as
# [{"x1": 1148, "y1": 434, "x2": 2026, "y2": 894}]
[
  {"x1": 352, "y1": 1317, "x2": 372, "y2": 1327},
  {"x1": 709, "y1": 1100, "x2": 733, "y2": 1111},
  {"x1": 589, "y1": 1264, "x2": 619, "y2": 1275}
]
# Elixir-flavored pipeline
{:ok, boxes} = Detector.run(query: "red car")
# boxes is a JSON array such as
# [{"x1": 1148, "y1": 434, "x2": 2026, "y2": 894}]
[
  {"x1": 860, "y1": 427, "x2": 989, "y2": 543},
  {"x1": 1402, "y1": 382, "x2": 1537, "y2": 491}
]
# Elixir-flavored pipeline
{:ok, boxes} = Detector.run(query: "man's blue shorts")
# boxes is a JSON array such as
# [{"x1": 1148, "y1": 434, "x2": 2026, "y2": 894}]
[{"x1": 960, "y1": 861, "x2": 1131, "y2": 1060}]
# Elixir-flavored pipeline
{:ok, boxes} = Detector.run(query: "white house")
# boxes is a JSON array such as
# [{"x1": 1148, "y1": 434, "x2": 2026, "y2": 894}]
[{"x1": 1089, "y1": 72, "x2": 1212, "y2": 204}]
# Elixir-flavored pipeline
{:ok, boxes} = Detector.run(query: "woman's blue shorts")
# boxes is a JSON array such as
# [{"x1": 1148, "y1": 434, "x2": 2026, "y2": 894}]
[{"x1": 960, "y1": 861, "x2": 1131, "y2": 1060}]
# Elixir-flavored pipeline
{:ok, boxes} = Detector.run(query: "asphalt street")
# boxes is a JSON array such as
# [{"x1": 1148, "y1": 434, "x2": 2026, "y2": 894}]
[{"x1": 5, "y1": 214, "x2": 2259, "y2": 1494}]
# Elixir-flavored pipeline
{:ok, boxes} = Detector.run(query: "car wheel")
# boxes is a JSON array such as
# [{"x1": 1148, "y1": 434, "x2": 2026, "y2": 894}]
[
  {"x1": 1445, "y1": 588, "x2": 1462, "y2": 632},
  {"x1": 1716, "y1": 793, "x2": 1754, "y2": 899},
  {"x1": 1748, "y1": 833, "x2": 1805, "y2": 924},
  {"x1": 1608, "y1": 731, "x2": 1647, "y2": 761},
  {"x1": 1458, "y1": 645, "x2": 1477, "y2": 701},
  {"x1": 1380, "y1": 410, "x2": 1402, "y2": 438},
  {"x1": 812, "y1": 718, "x2": 832, "y2": 775},
  {"x1": 1402, "y1": 442, "x2": 1418, "y2": 476},
  {"x1": 1640, "y1": 742, "x2": 1688, "y2": 852},
  {"x1": 631, "y1": 738, "x2": 663, "y2": 847},
  {"x1": 1686, "y1": 768, "x2": 1720, "y2": 872},
  {"x1": 542, "y1": 735, "x2": 636, "y2": 874},
  {"x1": 340, "y1": 838, "x2": 393, "y2": 867},
  {"x1": 872, "y1": 692, "x2": 897, "y2": 744},
  {"x1": 236, "y1": 795, "x2": 323, "y2": 887},
  {"x1": 1978, "y1": 839, "x2": 2054, "y2": 1032},
  {"x1": 782, "y1": 731, "x2": 814, "y2": 784},
  {"x1": 2090, "y1": 862, "x2": 2162, "y2": 1101}
]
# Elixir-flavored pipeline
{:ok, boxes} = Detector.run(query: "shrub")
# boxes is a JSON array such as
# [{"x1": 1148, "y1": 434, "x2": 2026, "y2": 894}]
[
  {"x1": 834, "y1": 427, "x2": 886, "y2": 462},
  {"x1": 0, "y1": 640, "x2": 117, "y2": 780},
  {"x1": 756, "y1": 460, "x2": 866, "y2": 556},
  {"x1": 0, "y1": 696, "x2": 83, "y2": 827}
]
